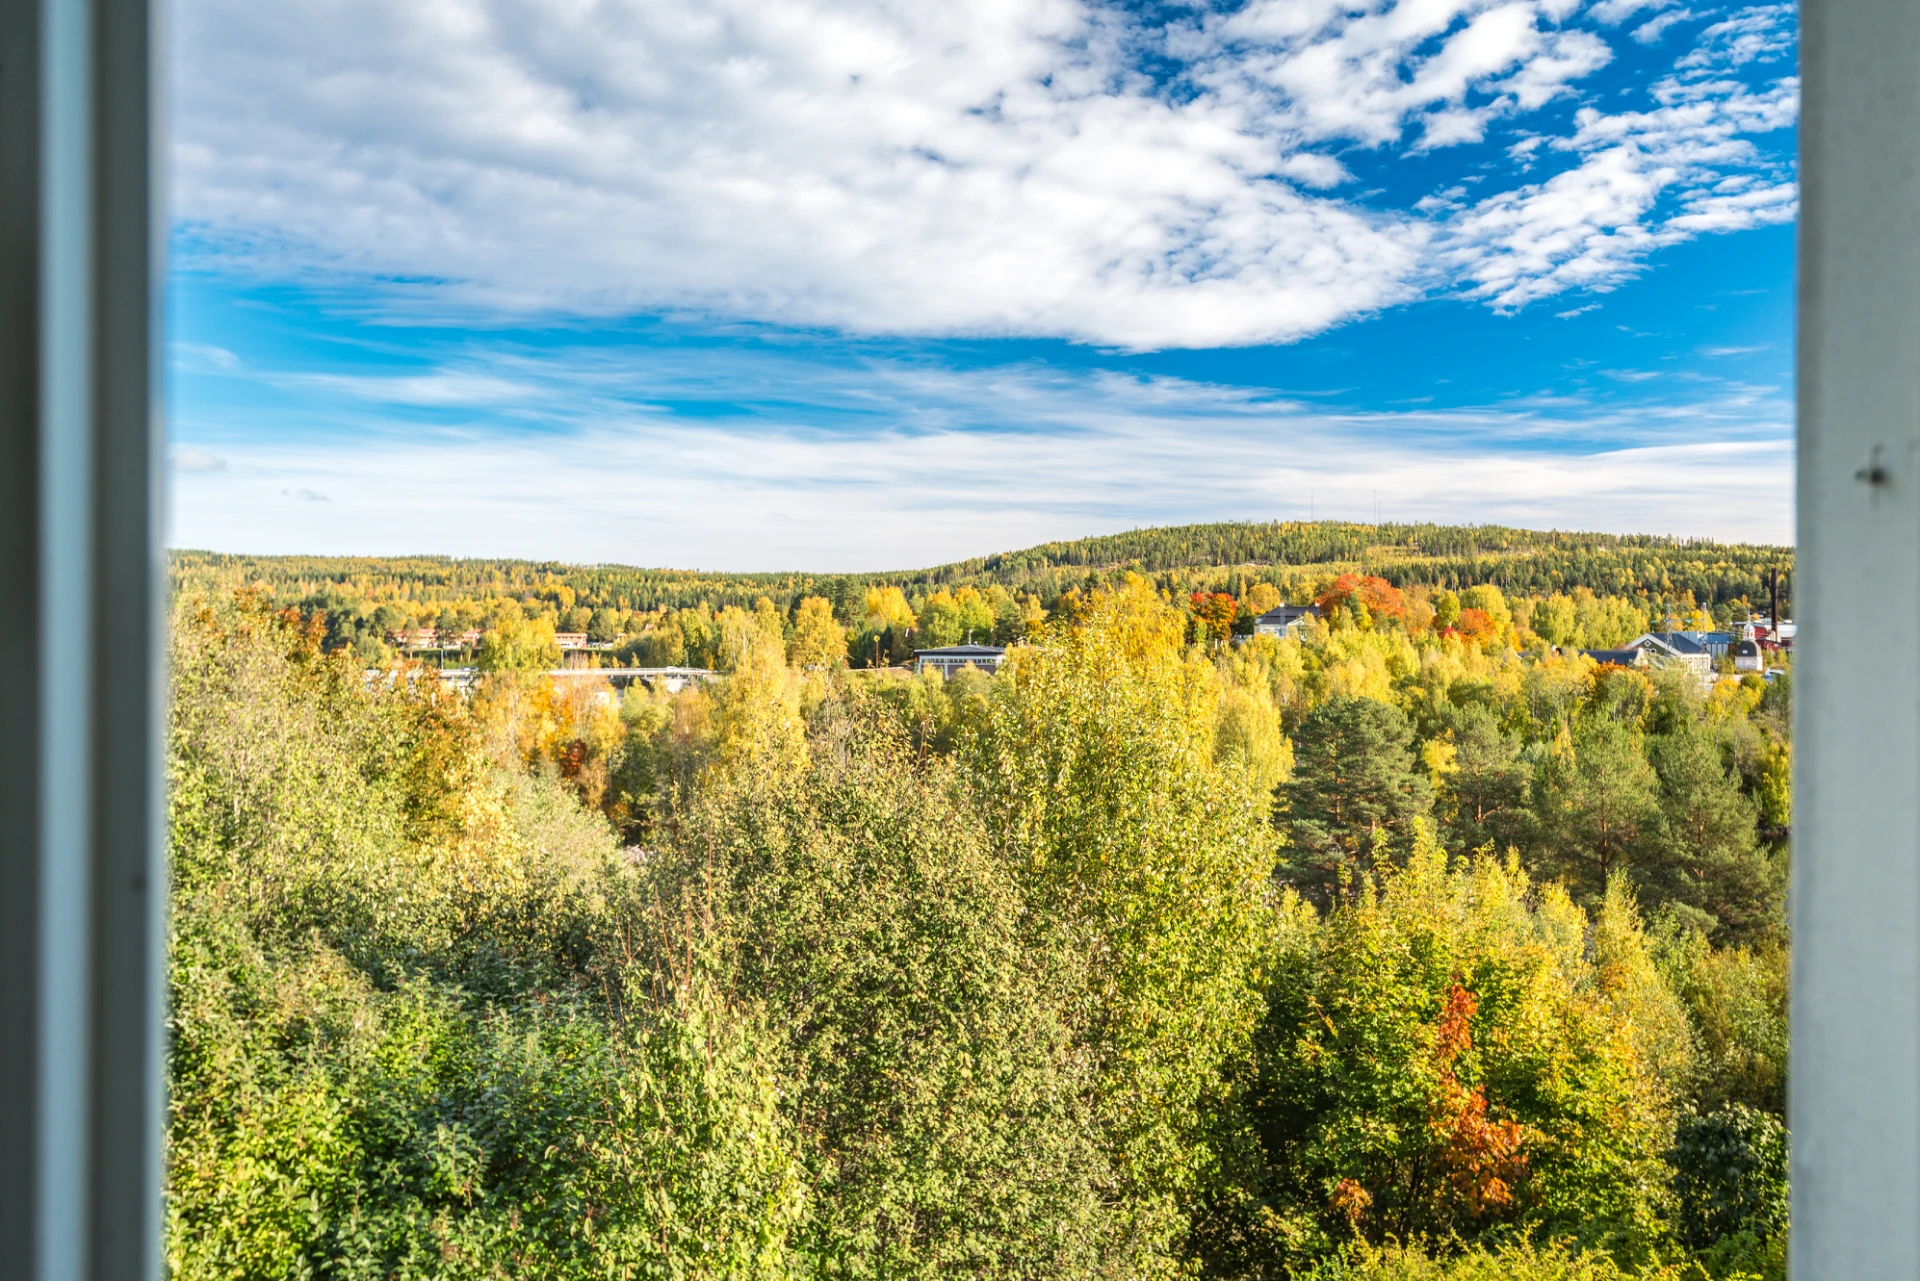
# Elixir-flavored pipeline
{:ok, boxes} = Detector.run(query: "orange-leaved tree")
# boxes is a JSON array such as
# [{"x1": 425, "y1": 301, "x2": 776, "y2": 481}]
[
  {"x1": 1190, "y1": 591, "x2": 1238, "y2": 643},
  {"x1": 1429, "y1": 983, "x2": 1527, "y2": 1218},
  {"x1": 1316, "y1": 574, "x2": 1406, "y2": 624},
  {"x1": 1452, "y1": 606, "x2": 1501, "y2": 645}
]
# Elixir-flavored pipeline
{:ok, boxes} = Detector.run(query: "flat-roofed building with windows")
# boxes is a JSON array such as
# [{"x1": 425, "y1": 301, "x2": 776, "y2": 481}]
[{"x1": 913, "y1": 643, "x2": 1006, "y2": 676}]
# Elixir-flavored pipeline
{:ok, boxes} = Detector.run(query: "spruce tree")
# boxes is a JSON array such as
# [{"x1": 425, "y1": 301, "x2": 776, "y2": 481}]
[
  {"x1": 1531, "y1": 716, "x2": 1663, "y2": 903},
  {"x1": 1279, "y1": 695, "x2": 1431, "y2": 899},
  {"x1": 1437, "y1": 704, "x2": 1534, "y2": 857},
  {"x1": 1645, "y1": 726, "x2": 1784, "y2": 943}
]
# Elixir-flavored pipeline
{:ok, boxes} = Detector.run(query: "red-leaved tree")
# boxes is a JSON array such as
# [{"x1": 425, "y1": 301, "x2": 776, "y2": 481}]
[{"x1": 1316, "y1": 574, "x2": 1406, "y2": 622}]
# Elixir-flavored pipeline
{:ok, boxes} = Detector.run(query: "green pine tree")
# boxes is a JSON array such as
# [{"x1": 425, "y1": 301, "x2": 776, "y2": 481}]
[
  {"x1": 1532, "y1": 717, "x2": 1663, "y2": 903},
  {"x1": 1279, "y1": 695, "x2": 1432, "y2": 899},
  {"x1": 1645, "y1": 726, "x2": 1784, "y2": 943},
  {"x1": 1438, "y1": 704, "x2": 1535, "y2": 857}
]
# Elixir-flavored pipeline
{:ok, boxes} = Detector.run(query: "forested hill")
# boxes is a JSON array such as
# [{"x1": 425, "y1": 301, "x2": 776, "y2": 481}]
[
  {"x1": 916, "y1": 521, "x2": 1790, "y2": 603},
  {"x1": 171, "y1": 521, "x2": 1792, "y2": 621}
]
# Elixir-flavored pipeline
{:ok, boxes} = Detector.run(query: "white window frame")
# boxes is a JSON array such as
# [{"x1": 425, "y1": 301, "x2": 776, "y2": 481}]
[
  {"x1": 0, "y1": 0, "x2": 1912, "y2": 1276},
  {"x1": 1793, "y1": 2, "x2": 1920, "y2": 1273}
]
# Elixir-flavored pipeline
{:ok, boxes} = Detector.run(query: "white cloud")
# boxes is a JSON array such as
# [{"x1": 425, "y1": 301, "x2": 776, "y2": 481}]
[
  {"x1": 1632, "y1": 10, "x2": 1697, "y2": 44},
  {"x1": 171, "y1": 445, "x2": 229, "y2": 473},
  {"x1": 170, "y1": 354, "x2": 1792, "y2": 564},
  {"x1": 1442, "y1": 64, "x2": 1797, "y2": 307},
  {"x1": 172, "y1": 0, "x2": 1798, "y2": 347},
  {"x1": 171, "y1": 413, "x2": 1792, "y2": 565},
  {"x1": 1666, "y1": 179, "x2": 1796, "y2": 233},
  {"x1": 1189, "y1": 0, "x2": 1610, "y2": 151},
  {"x1": 1589, "y1": 0, "x2": 1675, "y2": 25},
  {"x1": 291, "y1": 371, "x2": 542, "y2": 407},
  {"x1": 1678, "y1": 5, "x2": 1795, "y2": 71},
  {"x1": 174, "y1": 0, "x2": 1432, "y2": 349},
  {"x1": 171, "y1": 342, "x2": 241, "y2": 372}
]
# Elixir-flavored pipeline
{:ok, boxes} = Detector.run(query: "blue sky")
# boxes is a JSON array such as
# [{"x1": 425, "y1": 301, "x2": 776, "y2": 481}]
[{"x1": 168, "y1": 0, "x2": 1796, "y2": 571}]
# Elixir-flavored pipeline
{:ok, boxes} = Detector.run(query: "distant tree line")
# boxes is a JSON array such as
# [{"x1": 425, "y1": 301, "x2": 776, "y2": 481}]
[
  {"x1": 168, "y1": 521, "x2": 1792, "y2": 674},
  {"x1": 168, "y1": 522, "x2": 1797, "y2": 645}
]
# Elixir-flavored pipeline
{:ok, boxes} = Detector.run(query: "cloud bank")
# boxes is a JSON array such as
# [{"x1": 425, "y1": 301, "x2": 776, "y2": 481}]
[
  {"x1": 171, "y1": 349, "x2": 1792, "y2": 568},
  {"x1": 172, "y1": 0, "x2": 1797, "y2": 349}
]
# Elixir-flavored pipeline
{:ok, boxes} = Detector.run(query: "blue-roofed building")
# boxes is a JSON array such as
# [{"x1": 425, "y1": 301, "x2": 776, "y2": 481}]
[
  {"x1": 1628, "y1": 632, "x2": 1715, "y2": 683},
  {"x1": 1676, "y1": 629, "x2": 1736, "y2": 658}
]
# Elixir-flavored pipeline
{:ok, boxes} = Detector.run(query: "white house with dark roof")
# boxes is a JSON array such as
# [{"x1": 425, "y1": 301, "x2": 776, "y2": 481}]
[
  {"x1": 1253, "y1": 602, "x2": 1321, "y2": 640},
  {"x1": 1628, "y1": 632, "x2": 1715, "y2": 683}
]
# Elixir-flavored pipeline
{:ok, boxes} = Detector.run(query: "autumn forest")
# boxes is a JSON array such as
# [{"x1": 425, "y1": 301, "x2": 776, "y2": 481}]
[{"x1": 167, "y1": 522, "x2": 1792, "y2": 1280}]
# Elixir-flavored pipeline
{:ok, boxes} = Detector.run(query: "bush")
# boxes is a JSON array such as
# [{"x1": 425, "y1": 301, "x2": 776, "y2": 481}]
[
  {"x1": 1294, "y1": 1238, "x2": 1699, "y2": 1280},
  {"x1": 166, "y1": 597, "x2": 804, "y2": 1278},
  {"x1": 653, "y1": 710, "x2": 1113, "y2": 1277},
  {"x1": 1669, "y1": 1105, "x2": 1788, "y2": 1251},
  {"x1": 1207, "y1": 835, "x2": 1691, "y2": 1273}
]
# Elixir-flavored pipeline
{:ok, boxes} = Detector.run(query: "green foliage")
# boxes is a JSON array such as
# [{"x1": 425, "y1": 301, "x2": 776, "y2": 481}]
[
  {"x1": 477, "y1": 612, "x2": 561, "y2": 672},
  {"x1": 656, "y1": 713, "x2": 1112, "y2": 1277},
  {"x1": 1435, "y1": 705, "x2": 1534, "y2": 858},
  {"x1": 1655, "y1": 931, "x2": 1787, "y2": 1116},
  {"x1": 168, "y1": 520, "x2": 1792, "y2": 656},
  {"x1": 1528, "y1": 590, "x2": 1652, "y2": 651},
  {"x1": 169, "y1": 962, "x2": 805, "y2": 1280},
  {"x1": 966, "y1": 581, "x2": 1279, "y2": 1264},
  {"x1": 917, "y1": 585, "x2": 997, "y2": 647},
  {"x1": 167, "y1": 597, "x2": 805, "y2": 1279},
  {"x1": 1643, "y1": 728, "x2": 1780, "y2": 944},
  {"x1": 1532, "y1": 718, "x2": 1664, "y2": 904},
  {"x1": 1211, "y1": 837, "x2": 1687, "y2": 1274},
  {"x1": 1668, "y1": 1106, "x2": 1788, "y2": 1252},
  {"x1": 1281, "y1": 696, "x2": 1433, "y2": 897},
  {"x1": 167, "y1": 569, "x2": 1794, "y2": 1281},
  {"x1": 1293, "y1": 1238, "x2": 1705, "y2": 1280},
  {"x1": 855, "y1": 664, "x2": 993, "y2": 757}
]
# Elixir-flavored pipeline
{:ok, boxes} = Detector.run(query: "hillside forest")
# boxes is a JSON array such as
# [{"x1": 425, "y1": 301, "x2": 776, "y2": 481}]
[
  {"x1": 169, "y1": 520, "x2": 1791, "y2": 668},
  {"x1": 168, "y1": 524, "x2": 1792, "y2": 1280}
]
